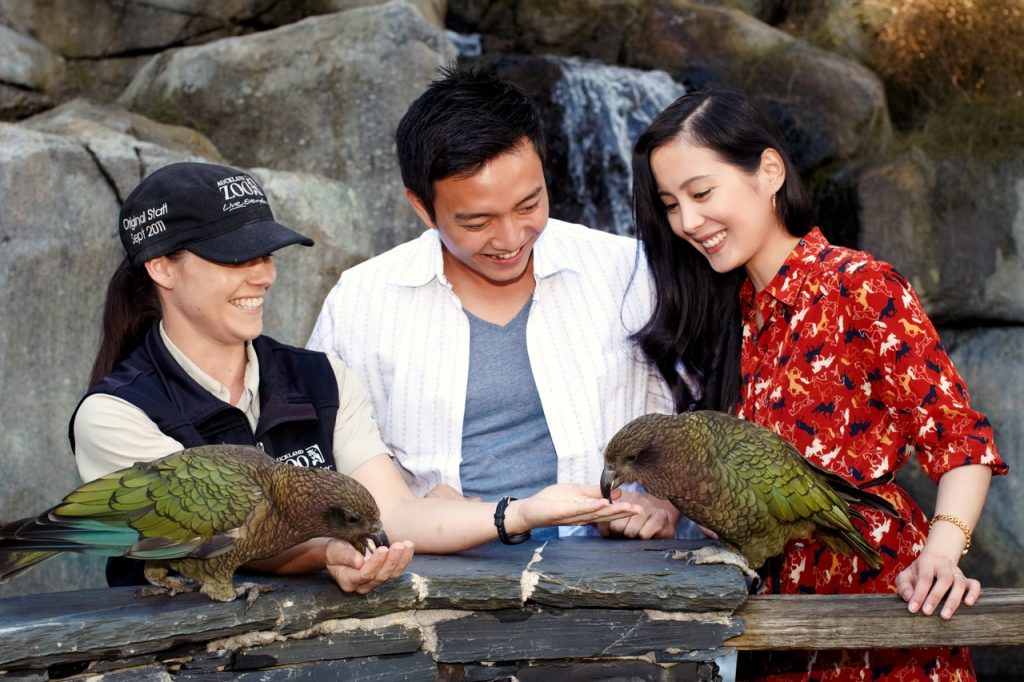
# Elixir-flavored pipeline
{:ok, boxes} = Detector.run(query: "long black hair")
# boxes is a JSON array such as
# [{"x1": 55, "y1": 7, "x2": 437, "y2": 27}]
[{"x1": 631, "y1": 90, "x2": 813, "y2": 413}]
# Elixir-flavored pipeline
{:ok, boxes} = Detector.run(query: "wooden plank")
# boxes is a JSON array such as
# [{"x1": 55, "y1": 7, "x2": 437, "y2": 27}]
[{"x1": 727, "y1": 588, "x2": 1024, "y2": 650}]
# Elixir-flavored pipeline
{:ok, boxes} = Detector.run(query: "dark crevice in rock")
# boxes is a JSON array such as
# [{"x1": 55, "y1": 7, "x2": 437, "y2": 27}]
[
  {"x1": 83, "y1": 144, "x2": 124, "y2": 205},
  {"x1": 132, "y1": 0, "x2": 204, "y2": 18},
  {"x1": 67, "y1": 44, "x2": 187, "y2": 61},
  {"x1": 133, "y1": 146, "x2": 146, "y2": 183},
  {"x1": 0, "y1": 79, "x2": 39, "y2": 94}
]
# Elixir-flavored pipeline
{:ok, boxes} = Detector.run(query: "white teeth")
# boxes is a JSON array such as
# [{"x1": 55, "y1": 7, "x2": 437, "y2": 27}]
[
  {"x1": 231, "y1": 297, "x2": 264, "y2": 310},
  {"x1": 491, "y1": 247, "x2": 521, "y2": 260},
  {"x1": 700, "y1": 232, "x2": 726, "y2": 250}
]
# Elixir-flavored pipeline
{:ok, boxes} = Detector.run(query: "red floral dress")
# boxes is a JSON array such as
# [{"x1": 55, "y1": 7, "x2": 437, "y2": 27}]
[{"x1": 733, "y1": 229, "x2": 1008, "y2": 681}]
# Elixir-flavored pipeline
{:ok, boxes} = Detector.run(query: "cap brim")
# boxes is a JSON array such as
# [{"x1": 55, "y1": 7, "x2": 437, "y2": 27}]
[{"x1": 185, "y1": 219, "x2": 314, "y2": 264}]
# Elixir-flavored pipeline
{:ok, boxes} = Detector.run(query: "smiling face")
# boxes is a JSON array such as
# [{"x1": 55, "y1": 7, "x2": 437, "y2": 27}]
[
  {"x1": 147, "y1": 252, "x2": 276, "y2": 354},
  {"x1": 650, "y1": 137, "x2": 795, "y2": 292},
  {"x1": 407, "y1": 139, "x2": 548, "y2": 293}
]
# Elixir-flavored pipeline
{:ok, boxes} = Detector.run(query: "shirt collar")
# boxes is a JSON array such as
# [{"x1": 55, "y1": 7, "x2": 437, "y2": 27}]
[
  {"x1": 386, "y1": 229, "x2": 446, "y2": 288},
  {"x1": 532, "y1": 220, "x2": 586, "y2": 279},
  {"x1": 742, "y1": 227, "x2": 829, "y2": 309},
  {"x1": 159, "y1": 321, "x2": 260, "y2": 424},
  {"x1": 384, "y1": 219, "x2": 583, "y2": 289}
]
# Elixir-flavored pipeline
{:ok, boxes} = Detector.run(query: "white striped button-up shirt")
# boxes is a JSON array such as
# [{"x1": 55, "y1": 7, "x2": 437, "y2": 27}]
[{"x1": 307, "y1": 219, "x2": 672, "y2": 529}]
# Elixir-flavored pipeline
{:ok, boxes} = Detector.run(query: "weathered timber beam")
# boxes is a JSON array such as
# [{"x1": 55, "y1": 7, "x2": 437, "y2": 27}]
[{"x1": 726, "y1": 588, "x2": 1024, "y2": 650}]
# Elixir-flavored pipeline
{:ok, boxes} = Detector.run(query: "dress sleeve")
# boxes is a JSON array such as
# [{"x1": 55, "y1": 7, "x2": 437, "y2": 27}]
[
  {"x1": 327, "y1": 355, "x2": 392, "y2": 475},
  {"x1": 73, "y1": 394, "x2": 185, "y2": 482},
  {"x1": 851, "y1": 264, "x2": 1007, "y2": 482}
]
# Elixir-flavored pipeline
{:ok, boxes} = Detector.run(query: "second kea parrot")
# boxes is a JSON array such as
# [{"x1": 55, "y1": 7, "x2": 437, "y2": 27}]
[
  {"x1": 0, "y1": 444, "x2": 388, "y2": 603},
  {"x1": 600, "y1": 411, "x2": 897, "y2": 579}
]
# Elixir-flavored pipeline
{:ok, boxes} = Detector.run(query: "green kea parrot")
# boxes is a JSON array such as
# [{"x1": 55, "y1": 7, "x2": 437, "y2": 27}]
[
  {"x1": 600, "y1": 411, "x2": 897, "y2": 579},
  {"x1": 0, "y1": 444, "x2": 387, "y2": 603}
]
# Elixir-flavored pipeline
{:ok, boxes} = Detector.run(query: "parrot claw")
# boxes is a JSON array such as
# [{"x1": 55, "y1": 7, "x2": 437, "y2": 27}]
[
  {"x1": 671, "y1": 546, "x2": 761, "y2": 585},
  {"x1": 236, "y1": 582, "x2": 277, "y2": 609},
  {"x1": 135, "y1": 574, "x2": 201, "y2": 598}
]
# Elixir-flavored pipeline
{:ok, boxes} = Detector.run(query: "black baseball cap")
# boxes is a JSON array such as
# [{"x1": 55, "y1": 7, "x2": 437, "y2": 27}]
[{"x1": 119, "y1": 162, "x2": 314, "y2": 267}]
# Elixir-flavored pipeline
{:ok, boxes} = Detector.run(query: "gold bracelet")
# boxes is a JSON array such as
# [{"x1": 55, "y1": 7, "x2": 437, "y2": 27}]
[{"x1": 931, "y1": 514, "x2": 972, "y2": 556}]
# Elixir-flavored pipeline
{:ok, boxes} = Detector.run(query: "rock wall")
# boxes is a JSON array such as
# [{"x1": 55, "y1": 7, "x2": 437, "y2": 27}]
[{"x1": 0, "y1": 0, "x2": 1021, "y2": 622}]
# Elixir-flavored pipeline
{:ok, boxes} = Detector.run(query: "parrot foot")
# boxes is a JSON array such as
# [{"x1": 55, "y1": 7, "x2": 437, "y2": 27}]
[
  {"x1": 235, "y1": 582, "x2": 277, "y2": 609},
  {"x1": 135, "y1": 574, "x2": 200, "y2": 598},
  {"x1": 671, "y1": 546, "x2": 761, "y2": 583}
]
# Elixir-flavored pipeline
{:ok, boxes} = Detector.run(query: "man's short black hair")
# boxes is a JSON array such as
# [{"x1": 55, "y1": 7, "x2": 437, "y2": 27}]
[{"x1": 396, "y1": 66, "x2": 547, "y2": 222}]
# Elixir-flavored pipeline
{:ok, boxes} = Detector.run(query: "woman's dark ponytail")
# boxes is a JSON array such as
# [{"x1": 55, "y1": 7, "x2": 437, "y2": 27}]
[{"x1": 87, "y1": 257, "x2": 165, "y2": 387}]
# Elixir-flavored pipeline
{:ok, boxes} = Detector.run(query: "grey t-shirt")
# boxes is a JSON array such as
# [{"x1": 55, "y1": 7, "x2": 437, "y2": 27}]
[{"x1": 460, "y1": 299, "x2": 559, "y2": 539}]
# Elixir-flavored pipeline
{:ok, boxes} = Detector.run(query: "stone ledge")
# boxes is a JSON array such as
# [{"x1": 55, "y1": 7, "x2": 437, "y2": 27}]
[{"x1": 0, "y1": 538, "x2": 742, "y2": 680}]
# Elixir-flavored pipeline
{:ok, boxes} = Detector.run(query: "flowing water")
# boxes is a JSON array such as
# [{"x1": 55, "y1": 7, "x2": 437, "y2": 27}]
[{"x1": 547, "y1": 56, "x2": 685, "y2": 235}]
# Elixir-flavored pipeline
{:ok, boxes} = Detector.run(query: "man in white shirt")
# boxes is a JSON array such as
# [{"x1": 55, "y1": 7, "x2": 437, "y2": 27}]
[{"x1": 308, "y1": 68, "x2": 679, "y2": 539}]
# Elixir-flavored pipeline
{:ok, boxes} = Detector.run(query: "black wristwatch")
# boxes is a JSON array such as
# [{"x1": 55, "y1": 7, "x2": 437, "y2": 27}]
[{"x1": 494, "y1": 496, "x2": 532, "y2": 545}]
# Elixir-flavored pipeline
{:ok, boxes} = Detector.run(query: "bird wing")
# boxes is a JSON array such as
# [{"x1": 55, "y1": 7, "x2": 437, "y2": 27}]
[
  {"x1": 725, "y1": 426, "x2": 852, "y2": 530},
  {"x1": 48, "y1": 447, "x2": 268, "y2": 560}
]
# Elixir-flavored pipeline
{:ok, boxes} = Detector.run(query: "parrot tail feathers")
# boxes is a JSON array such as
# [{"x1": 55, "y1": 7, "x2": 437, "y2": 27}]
[
  {"x1": 128, "y1": 531, "x2": 238, "y2": 561},
  {"x1": 817, "y1": 529, "x2": 883, "y2": 569},
  {"x1": 128, "y1": 535, "x2": 204, "y2": 560},
  {"x1": 2, "y1": 515, "x2": 142, "y2": 555},
  {"x1": 0, "y1": 550, "x2": 60, "y2": 582},
  {"x1": 817, "y1": 470, "x2": 899, "y2": 518},
  {"x1": 188, "y1": 533, "x2": 238, "y2": 559},
  {"x1": 843, "y1": 487, "x2": 898, "y2": 518},
  {"x1": 859, "y1": 471, "x2": 895, "y2": 489}
]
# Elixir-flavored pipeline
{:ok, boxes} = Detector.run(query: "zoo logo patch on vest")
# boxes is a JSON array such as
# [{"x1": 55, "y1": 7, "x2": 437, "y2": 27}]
[{"x1": 276, "y1": 444, "x2": 328, "y2": 469}]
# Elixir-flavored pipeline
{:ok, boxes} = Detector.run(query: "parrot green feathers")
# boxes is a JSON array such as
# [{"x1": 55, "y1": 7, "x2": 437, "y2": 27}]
[
  {"x1": 0, "y1": 444, "x2": 387, "y2": 602},
  {"x1": 601, "y1": 411, "x2": 897, "y2": 572}
]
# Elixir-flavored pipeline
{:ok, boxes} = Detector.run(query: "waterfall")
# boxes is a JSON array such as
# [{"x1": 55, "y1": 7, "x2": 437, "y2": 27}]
[
  {"x1": 445, "y1": 30, "x2": 481, "y2": 57},
  {"x1": 548, "y1": 57, "x2": 685, "y2": 235}
]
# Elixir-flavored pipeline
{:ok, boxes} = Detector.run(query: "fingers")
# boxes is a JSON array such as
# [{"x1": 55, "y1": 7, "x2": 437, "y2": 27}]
[
  {"x1": 603, "y1": 507, "x2": 674, "y2": 539},
  {"x1": 895, "y1": 566, "x2": 915, "y2": 603},
  {"x1": 324, "y1": 539, "x2": 365, "y2": 571},
  {"x1": 326, "y1": 540, "x2": 415, "y2": 595},
  {"x1": 964, "y1": 577, "x2": 982, "y2": 606},
  {"x1": 567, "y1": 484, "x2": 621, "y2": 501},
  {"x1": 897, "y1": 557, "x2": 980, "y2": 620},
  {"x1": 593, "y1": 499, "x2": 676, "y2": 539},
  {"x1": 905, "y1": 561, "x2": 937, "y2": 614},
  {"x1": 938, "y1": 568, "x2": 968, "y2": 619},
  {"x1": 562, "y1": 502, "x2": 640, "y2": 527}
]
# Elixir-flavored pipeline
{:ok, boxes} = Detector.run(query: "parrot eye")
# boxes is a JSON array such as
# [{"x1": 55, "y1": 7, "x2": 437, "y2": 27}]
[
  {"x1": 325, "y1": 508, "x2": 360, "y2": 526},
  {"x1": 626, "y1": 447, "x2": 651, "y2": 466}
]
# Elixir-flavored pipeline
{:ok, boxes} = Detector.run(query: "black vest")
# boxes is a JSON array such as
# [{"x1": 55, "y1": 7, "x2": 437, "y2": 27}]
[{"x1": 69, "y1": 325, "x2": 341, "y2": 585}]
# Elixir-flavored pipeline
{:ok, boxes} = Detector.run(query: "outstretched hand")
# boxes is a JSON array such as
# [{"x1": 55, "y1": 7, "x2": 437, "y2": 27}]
[
  {"x1": 894, "y1": 550, "x2": 981, "y2": 620},
  {"x1": 324, "y1": 539, "x2": 414, "y2": 595},
  {"x1": 595, "y1": 489, "x2": 680, "y2": 539},
  {"x1": 512, "y1": 483, "x2": 642, "y2": 531}
]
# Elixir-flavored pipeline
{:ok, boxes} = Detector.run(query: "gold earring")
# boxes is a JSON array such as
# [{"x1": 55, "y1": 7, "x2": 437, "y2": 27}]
[{"x1": 771, "y1": 192, "x2": 777, "y2": 213}]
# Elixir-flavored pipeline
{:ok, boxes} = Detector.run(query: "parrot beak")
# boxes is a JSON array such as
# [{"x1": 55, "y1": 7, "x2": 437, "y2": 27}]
[
  {"x1": 365, "y1": 528, "x2": 390, "y2": 553},
  {"x1": 600, "y1": 464, "x2": 618, "y2": 502}
]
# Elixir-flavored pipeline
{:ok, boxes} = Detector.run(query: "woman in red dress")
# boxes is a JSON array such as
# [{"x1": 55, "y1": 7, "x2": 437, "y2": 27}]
[{"x1": 630, "y1": 90, "x2": 1008, "y2": 680}]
